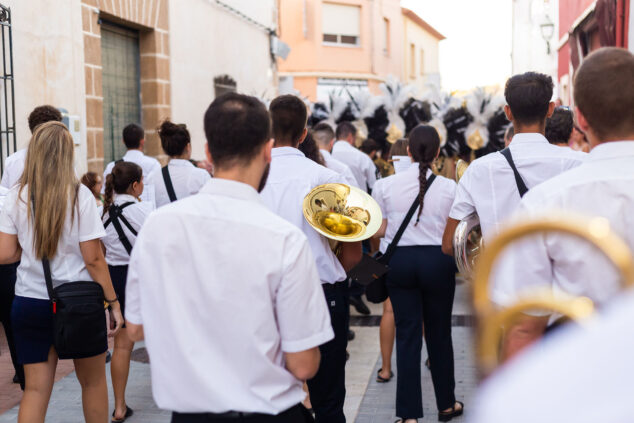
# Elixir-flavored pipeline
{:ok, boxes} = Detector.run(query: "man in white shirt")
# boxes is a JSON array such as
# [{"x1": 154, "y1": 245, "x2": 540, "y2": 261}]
[
  {"x1": 332, "y1": 121, "x2": 378, "y2": 193},
  {"x1": 260, "y1": 95, "x2": 360, "y2": 423},
  {"x1": 1, "y1": 105, "x2": 63, "y2": 189},
  {"x1": 492, "y1": 47, "x2": 634, "y2": 358},
  {"x1": 102, "y1": 123, "x2": 161, "y2": 205},
  {"x1": 442, "y1": 71, "x2": 585, "y2": 253},
  {"x1": 125, "y1": 93, "x2": 332, "y2": 422},
  {"x1": 312, "y1": 123, "x2": 358, "y2": 188}
]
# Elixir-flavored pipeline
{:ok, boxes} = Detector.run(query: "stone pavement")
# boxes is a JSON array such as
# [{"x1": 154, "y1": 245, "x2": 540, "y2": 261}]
[{"x1": 0, "y1": 280, "x2": 478, "y2": 423}]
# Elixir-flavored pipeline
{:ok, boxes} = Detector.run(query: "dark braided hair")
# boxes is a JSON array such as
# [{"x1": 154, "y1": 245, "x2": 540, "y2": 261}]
[
  {"x1": 102, "y1": 161, "x2": 143, "y2": 218},
  {"x1": 408, "y1": 125, "x2": 441, "y2": 225}
]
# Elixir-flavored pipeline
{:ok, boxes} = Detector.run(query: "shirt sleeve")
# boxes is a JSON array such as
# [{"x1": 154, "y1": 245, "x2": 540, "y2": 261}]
[
  {"x1": 0, "y1": 163, "x2": 10, "y2": 189},
  {"x1": 276, "y1": 230, "x2": 334, "y2": 353},
  {"x1": 449, "y1": 166, "x2": 476, "y2": 220},
  {"x1": 0, "y1": 188, "x2": 17, "y2": 234},
  {"x1": 101, "y1": 162, "x2": 113, "y2": 194},
  {"x1": 78, "y1": 186, "x2": 107, "y2": 242},
  {"x1": 371, "y1": 179, "x2": 386, "y2": 215},
  {"x1": 364, "y1": 156, "x2": 378, "y2": 190},
  {"x1": 125, "y1": 231, "x2": 144, "y2": 325}
]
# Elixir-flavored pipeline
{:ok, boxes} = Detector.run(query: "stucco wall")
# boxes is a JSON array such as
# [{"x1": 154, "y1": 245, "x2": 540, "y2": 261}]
[
  {"x1": 169, "y1": 0, "x2": 277, "y2": 160},
  {"x1": 403, "y1": 15, "x2": 441, "y2": 93},
  {"x1": 2, "y1": 0, "x2": 88, "y2": 173}
]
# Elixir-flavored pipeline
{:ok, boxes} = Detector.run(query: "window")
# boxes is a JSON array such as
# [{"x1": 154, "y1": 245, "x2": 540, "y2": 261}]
[
  {"x1": 214, "y1": 75, "x2": 236, "y2": 98},
  {"x1": 420, "y1": 48, "x2": 425, "y2": 75},
  {"x1": 410, "y1": 43, "x2": 416, "y2": 78},
  {"x1": 383, "y1": 18, "x2": 390, "y2": 55},
  {"x1": 322, "y1": 3, "x2": 361, "y2": 46}
]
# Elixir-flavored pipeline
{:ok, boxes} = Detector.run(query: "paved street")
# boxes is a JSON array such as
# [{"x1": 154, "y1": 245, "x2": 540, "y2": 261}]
[{"x1": 0, "y1": 279, "x2": 477, "y2": 422}]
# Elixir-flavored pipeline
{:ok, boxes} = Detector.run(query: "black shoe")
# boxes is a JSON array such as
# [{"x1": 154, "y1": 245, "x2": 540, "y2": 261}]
[
  {"x1": 106, "y1": 351, "x2": 112, "y2": 363},
  {"x1": 12, "y1": 373, "x2": 19, "y2": 384},
  {"x1": 349, "y1": 295, "x2": 370, "y2": 315},
  {"x1": 348, "y1": 329, "x2": 356, "y2": 341}
]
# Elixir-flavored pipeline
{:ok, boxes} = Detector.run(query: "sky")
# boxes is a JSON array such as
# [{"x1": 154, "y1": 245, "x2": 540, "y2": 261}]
[{"x1": 400, "y1": 0, "x2": 513, "y2": 92}]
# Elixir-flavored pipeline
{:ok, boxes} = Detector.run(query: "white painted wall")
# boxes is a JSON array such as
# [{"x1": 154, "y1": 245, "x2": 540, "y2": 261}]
[
  {"x1": 403, "y1": 16, "x2": 442, "y2": 94},
  {"x1": 169, "y1": 0, "x2": 278, "y2": 160},
  {"x1": 511, "y1": 0, "x2": 558, "y2": 88},
  {"x1": 1, "y1": 0, "x2": 88, "y2": 173}
]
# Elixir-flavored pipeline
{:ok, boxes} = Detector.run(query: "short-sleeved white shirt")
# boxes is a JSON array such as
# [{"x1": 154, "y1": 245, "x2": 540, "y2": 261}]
[
  {"x1": 373, "y1": 165, "x2": 456, "y2": 247},
  {"x1": 260, "y1": 147, "x2": 347, "y2": 285},
  {"x1": 145, "y1": 159, "x2": 211, "y2": 208},
  {"x1": 332, "y1": 140, "x2": 378, "y2": 191},
  {"x1": 102, "y1": 150, "x2": 161, "y2": 205},
  {"x1": 0, "y1": 149, "x2": 27, "y2": 189},
  {"x1": 0, "y1": 184, "x2": 106, "y2": 299},
  {"x1": 101, "y1": 194, "x2": 153, "y2": 266},
  {"x1": 449, "y1": 133, "x2": 585, "y2": 241},
  {"x1": 492, "y1": 141, "x2": 634, "y2": 307},
  {"x1": 319, "y1": 149, "x2": 358, "y2": 188},
  {"x1": 125, "y1": 178, "x2": 334, "y2": 414}
]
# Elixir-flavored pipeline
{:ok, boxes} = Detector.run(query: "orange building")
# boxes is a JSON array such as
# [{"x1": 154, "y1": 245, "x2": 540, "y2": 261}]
[{"x1": 277, "y1": 0, "x2": 404, "y2": 101}]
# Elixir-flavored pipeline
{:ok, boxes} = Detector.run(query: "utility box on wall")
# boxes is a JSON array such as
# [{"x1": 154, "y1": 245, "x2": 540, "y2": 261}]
[{"x1": 59, "y1": 108, "x2": 82, "y2": 146}]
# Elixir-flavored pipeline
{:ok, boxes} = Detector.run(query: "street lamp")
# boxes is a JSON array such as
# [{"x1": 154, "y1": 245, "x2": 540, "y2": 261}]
[{"x1": 540, "y1": 16, "x2": 555, "y2": 55}]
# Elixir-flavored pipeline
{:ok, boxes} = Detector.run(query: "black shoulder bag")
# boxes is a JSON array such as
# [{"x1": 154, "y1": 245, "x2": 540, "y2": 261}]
[
  {"x1": 500, "y1": 148, "x2": 528, "y2": 197},
  {"x1": 103, "y1": 202, "x2": 137, "y2": 255},
  {"x1": 162, "y1": 166, "x2": 177, "y2": 203},
  {"x1": 35, "y1": 199, "x2": 108, "y2": 359},
  {"x1": 348, "y1": 174, "x2": 437, "y2": 303}
]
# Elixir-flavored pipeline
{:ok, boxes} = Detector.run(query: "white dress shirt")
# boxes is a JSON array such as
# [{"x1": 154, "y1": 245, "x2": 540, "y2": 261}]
[
  {"x1": 145, "y1": 159, "x2": 211, "y2": 208},
  {"x1": 449, "y1": 133, "x2": 585, "y2": 241},
  {"x1": 102, "y1": 149, "x2": 161, "y2": 205},
  {"x1": 260, "y1": 147, "x2": 347, "y2": 285},
  {"x1": 492, "y1": 141, "x2": 634, "y2": 307},
  {"x1": 470, "y1": 291, "x2": 634, "y2": 423},
  {"x1": 0, "y1": 186, "x2": 9, "y2": 209},
  {"x1": 0, "y1": 149, "x2": 27, "y2": 189},
  {"x1": 125, "y1": 178, "x2": 333, "y2": 414},
  {"x1": 373, "y1": 165, "x2": 456, "y2": 248},
  {"x1": 0, "y1": 184, "x2": 106, "y2": 300},
  {"x1": 320, "y1": 149, "x2": 358, "y2": 188},
  {"x1": 331, "y1": 140, "x2": 378, "y2": 192},
  {"x1": 101, "y1": 194, "x2": 153, "y2": 266}
]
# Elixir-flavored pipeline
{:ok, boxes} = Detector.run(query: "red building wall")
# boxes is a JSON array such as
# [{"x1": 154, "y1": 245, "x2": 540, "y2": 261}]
[{"x1": 559, "y1": 0, "x2": 597, "y2": 39}]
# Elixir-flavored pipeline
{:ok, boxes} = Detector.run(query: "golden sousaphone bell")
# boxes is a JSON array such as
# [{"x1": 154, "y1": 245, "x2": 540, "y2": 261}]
[
  {"x1": 474, "y1": 214, "x2": 634, "y2": 375},
  {"x1": 453, "y1": 159, "x2": 482, "y2": 277},
  {"x1": 303, "y1": 183, "x2": 383, "y2": 244}
]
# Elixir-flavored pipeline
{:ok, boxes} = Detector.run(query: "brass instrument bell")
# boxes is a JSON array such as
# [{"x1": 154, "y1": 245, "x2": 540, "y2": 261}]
[{"x1": 453, "y1": 159, "x2": 482, "y2": 278}]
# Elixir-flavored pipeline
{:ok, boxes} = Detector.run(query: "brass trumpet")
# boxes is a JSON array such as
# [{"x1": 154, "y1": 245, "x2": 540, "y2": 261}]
[{"x1": 474, "y1": 214, "x2": 634, "y2": 375}]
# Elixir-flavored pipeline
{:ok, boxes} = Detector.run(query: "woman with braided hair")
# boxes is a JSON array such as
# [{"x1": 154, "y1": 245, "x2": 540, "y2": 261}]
[{"x1": 372, "y1": 124, "x2": 462, "y2": 422}]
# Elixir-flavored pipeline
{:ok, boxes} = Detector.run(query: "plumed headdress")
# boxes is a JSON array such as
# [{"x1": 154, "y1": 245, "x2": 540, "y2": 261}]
[
  {"x1": 463, "y1": 88, "x2": 505, "y2": 151},
  {"x1": 379, "y1": 76, "x2": 417, "y2": 144}
]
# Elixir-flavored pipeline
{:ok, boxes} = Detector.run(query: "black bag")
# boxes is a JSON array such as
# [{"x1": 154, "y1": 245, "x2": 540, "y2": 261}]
[
  {"x1": 43, "y1": 258, "x2": 107, "y2": 359},
  {"x1": 349, "y1": 175, "x2": 436, "y2": 303}
]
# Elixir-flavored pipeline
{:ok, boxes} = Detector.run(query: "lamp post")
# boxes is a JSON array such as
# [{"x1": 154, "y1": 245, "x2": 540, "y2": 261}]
[{"x1": 540, "y1": 15, "x2": 555, "y2": 55}]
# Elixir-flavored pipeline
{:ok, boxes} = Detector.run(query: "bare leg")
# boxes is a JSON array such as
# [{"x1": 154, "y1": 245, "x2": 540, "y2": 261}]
[
  {"x1": 74, "y1": 352, "x2": 108, "y2": 423},
  {"x1": 378, "y1": 298, "x2": 395, "y2": 379},
  {"x1": 302, "y1": 382, "x2": 312, "y2": 410},
  {"x1": 111, "y1": 329, "x2": 135, "y2": 419},
  {"x1": 18, "y1": 347, "x2": 58, "y2": 423}
]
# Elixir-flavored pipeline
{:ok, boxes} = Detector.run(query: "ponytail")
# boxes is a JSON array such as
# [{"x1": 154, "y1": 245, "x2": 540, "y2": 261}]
[
  {"x1": 102, "y1": 173, "x2": 115, "y2": 217},
  {"x1": 102, "y1": 161, "x2": 143, "y2": 218},
  {"x1": 408, "y1": 125, "x2": 441, "y2": 225}
]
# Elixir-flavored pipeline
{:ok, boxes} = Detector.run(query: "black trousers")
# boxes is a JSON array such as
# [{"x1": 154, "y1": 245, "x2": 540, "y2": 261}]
[
  {"x1": 306, "y1": 282, "x2": 348, "y2": 423},
  {"x1": 172, "y1": 404, "x2": 312, "y2": 423},
  {"x1": 387, "y1": 246, "x2": 456, "y2": 419},
  {"x1": 0, "y1": 262, "x2": 24, "y2": 390}
]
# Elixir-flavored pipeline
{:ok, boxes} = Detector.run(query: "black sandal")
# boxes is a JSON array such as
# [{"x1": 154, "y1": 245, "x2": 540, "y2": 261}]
[
  {"x1": 111, "y1": 406, "x2": 134, "y2": 423},
  {"x1": 376, "y1": 368, "x2": 394, "y2": 383},
  {"x1": 438, "y1": 401, "x2": 463, "y2": 422}
]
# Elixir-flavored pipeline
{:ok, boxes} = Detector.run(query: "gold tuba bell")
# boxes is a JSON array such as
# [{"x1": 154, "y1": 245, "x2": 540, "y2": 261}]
[
  {"x1": 303, "y1": 183, "x2": 383, "y2": 244},
  {"x1": 473, "y1": 214, "x2": 634, "y2": 375},
  {"x1": 453, "y1": 159, "x2": 482, "y2": 277}
]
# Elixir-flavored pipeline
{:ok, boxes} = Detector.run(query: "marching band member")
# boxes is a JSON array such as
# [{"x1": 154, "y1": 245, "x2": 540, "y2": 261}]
[
  {"x1": 442, "y1": 71, "x2": 585, "y2": 253},
  {"x1": 492, "y1": 47, "x2": 634, "y2": 358},
  {"x1": 102, "y1": 124, "x2": 160, "y2": 206},
  {"x1": 101, "y1": 161, "x2": 153, "y2": 423},
  {"x1": 372, "y1": 125, "x2": 461, "y2": 423},
  {"x1": 332, "y1": 121, "x2": 378, "y2": 193},
  {"x1": 146, "y1": 120, "x2": 211, "y2": 208},
  {"x1": 260, "y1": 95, "x2": 357, "y2": 423},
  {"x1": 311, "y1": 122, "x2": 358, "y2": 188},
  {"x1": 124, "y1": 93, "x2": 332, "y2": 422}
]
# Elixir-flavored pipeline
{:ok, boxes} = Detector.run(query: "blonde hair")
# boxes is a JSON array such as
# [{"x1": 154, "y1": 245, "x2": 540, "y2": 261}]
[{"x1": 20, "y1": 121, "x2": 78, "y2": 259}]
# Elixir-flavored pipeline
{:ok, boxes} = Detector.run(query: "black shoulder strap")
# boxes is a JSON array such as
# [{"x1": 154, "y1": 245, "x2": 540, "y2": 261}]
[
  {"x1": 31, "y1": 196, "x2": 55, "y2": 301},
  {"x1": 500, "y1": 148, "x2": 529, "y2": 197},
  {"x1": 115, "y1": 158, "x2": 124, "y2": 164},
  {"x1": 162, "y1": 166, "x2": 177, "y2": 203},
  {"x1": 106, "y1": 203, "x2": 137, "y2": 255},
  {"x1": 383, "y1": 174, "x2": 437, "y2": 261},
  {"x1": 103, "y1": 202, "x2": 136, "y2": 233}
]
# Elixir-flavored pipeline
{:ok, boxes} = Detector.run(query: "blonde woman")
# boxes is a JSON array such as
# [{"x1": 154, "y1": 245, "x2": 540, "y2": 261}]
[{"x1": 0, "y1": 121, "x2": 123, "y2": 423}]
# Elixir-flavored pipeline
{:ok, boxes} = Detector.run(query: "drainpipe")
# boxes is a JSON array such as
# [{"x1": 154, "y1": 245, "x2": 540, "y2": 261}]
[{"x1": 616, "y1": 0, "x2": 624, "y2": 47}]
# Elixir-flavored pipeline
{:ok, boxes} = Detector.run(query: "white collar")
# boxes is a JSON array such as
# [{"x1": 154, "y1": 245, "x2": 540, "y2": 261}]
[
  {"x1": 509, "y1": 133, "x2": 549, "y2": 145},
  {"x1": 114, "y1": 193, "x2": 139, "y2": 204},
  {"x1": 271, "y1": 147, "x2": 305, "y2": 158},
  {"x1": 320, "y1": 149, "x2": 332, "y2": 159},
  {"x1": 199, "y1": 178, "x2": 261, "y2": 203},
  {"x1": 124, "y1": 149, "x2": 144, "y2": 159},
  {"x1": 403, "y1": 162, "x2": 433, "y2": 177},
  {"x1": 333, "y1": 140, "x2": 354, "y2": 149},
  {"x1": 589, "y1": 141, "x2": 634, "y2": 161},
  {"x1": 169, "y1": 158, "x2": 193, "y2": 167}
]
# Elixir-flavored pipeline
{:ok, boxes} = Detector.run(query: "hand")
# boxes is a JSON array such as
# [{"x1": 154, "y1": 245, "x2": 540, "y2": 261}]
[{"x1": 107, "y1": 303, "x2": 124, "y2": 337}]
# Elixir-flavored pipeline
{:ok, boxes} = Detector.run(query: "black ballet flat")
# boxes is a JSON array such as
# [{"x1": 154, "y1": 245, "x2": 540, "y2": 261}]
[
  {"x1": 438, "y1": 401, "x2": 463, "y2": 422},
  {"x1": 111, "y1": 406, "x2": 134, "y2": 423}
]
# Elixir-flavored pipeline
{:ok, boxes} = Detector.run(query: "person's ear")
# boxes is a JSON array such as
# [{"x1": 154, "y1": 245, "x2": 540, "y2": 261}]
[
  {"x1": 328, "y1": 138, "x2": 335, "y2": 151},
  {"x1": 297, "y1": 128, "x2": 308, "y2": 146},
  {"x1": 263, "y1": 138, "x2": 274, "y2": 164},
  {"x1": 575, "y1": 107, "x2": 591, "y2": 134},
  {"x1": 139, "y1": 138, "x2": 145, "y2": 149},
  {"x1": 504, "y1": 105, "x2": 513, "y2": 122},
  {"x1": 205, "y1": 143, "x2": 213, "y2": 165},
  {"x1": 407, "y1": 146, "x2": 412, "y2": 159},
  {"x1": 546, "y1": 102, "x2": 556, "y2": 118}
]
